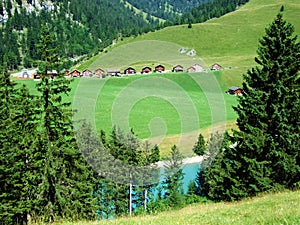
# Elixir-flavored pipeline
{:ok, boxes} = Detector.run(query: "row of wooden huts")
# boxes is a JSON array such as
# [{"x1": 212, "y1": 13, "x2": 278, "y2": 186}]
[{"x1": 64, "y1": 63, "x2": 223, "y2": 78}]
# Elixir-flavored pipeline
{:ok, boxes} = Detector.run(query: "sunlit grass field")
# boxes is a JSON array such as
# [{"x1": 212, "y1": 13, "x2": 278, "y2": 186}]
[
  {"x1": 37, "y1": 190, "x2": 300, "y2": 225},
  {"x1": 19, "y1": 71, "x2": 238, "y2": 157},
  {"x1": 72, "y1": 71, "x2": 238, "y2": 157}
]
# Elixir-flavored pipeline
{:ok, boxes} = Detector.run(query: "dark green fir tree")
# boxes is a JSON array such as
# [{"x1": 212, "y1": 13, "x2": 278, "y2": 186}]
[
  {"x1": 193, "y1": 133, "x2": 206, "y2": 156},
  {"x1": 162, "y1": 145, "x2": 184, "y2": 208},
  {"x1": 33, "y1": 24, "x2": 96, "y2": 222},
  {"x1": 234, "y1": 11, "x2": 300, "y2": 189},
  {"x1": 0, "y1": 64, "x2": 39, "y2": 224},
  {"x1": 201, "y1": 11, "x2": 300, "y2": 201}
]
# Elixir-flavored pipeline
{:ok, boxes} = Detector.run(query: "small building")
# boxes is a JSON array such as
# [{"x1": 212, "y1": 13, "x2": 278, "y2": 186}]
[
  {"x1": 82, "y1": 69, "x2": 93, "y2": 77},
  {"x1": 94, "y1": 68, "x2": 105, "y2": 78},
  {"x1": 47, "y1": 70, "x2": 58, "y2": 76},
  {"x1": 172, "y1": 65, "x2": 184, "y2": 73},
  {"x1": 155, "y1": 64, "x2": 165, "y2": 73},
  {"x1": 211, "y1": 63, "x2": 222, "y2": 71},
  {"x1": 124, "y1": 67, "x2": 136, "y2": 75},
  {"x1": 69, "y1": 69, "x2": 81, "y2": 78},
  {"x1": 226, "y1": 86, "x2": 243, "y2": 95},
  {"x1": 187, "y1": 64, "x2": 205, "y2": 73},
  {"x1": 141, "y1": 66, "x2": 152, "y2": 74},
  {"x1": 107, "y1": 68, "x2": 121, "y2": 76}
]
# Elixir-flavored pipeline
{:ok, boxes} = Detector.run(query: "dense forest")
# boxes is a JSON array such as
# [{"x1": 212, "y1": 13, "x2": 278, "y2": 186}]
[
  {"x1": 0, "y1": 0, "x2": 159, "y2": 71},
  {"x1": 180, "y1": 0, "x2": 250, "y2": 24},
  {"x1": 125, "y1": 0, "x2": 211, "y2": 21},
  {"x1": 0, "y1": 0, "x2": 250, "y2": 72}
]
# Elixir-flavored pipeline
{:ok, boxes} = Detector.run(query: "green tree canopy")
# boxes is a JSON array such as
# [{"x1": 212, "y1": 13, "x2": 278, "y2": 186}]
[
  {"x1": 200, "y1": 11, "x2": 300, "y2": 201},
  {"x1": 193, "y1": 133, "x2": 206, "y2": 156}
]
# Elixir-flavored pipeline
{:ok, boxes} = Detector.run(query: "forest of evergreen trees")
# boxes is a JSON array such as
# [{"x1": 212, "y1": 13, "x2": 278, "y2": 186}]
[
  {"x1": 0, "y1": 24, "x2": 188, "y2": 224},
  {"x1": 180, "y1": 0, "x2": 250, "y2": 25},
  {"x1": 0, "y1": 0, "x2": 159, "y2": 71},
  {"x1": 125, "y1": 0, "x2": 210, "y2": 21}
]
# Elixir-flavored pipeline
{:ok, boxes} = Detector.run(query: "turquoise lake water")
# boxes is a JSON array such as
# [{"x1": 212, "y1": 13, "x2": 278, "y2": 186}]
[
  {"x1": 157, "y1": 162, "x2": 201, "y2": 194},
  {"x1": 181, "y1": 162, "x2": 201, "y2": 192}
]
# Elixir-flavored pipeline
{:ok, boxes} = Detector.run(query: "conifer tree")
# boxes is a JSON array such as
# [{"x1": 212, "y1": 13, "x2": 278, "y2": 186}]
[
  {"x1": 0, "y1": 65, "x2": 39, "y2": 224},
  {"x1": 201, "y1": 11, "x2": 300, "y2": 201},
  {"x1": 162, "y1": 145, "x2": 184, "y2": 208},
  {"x1": 196, "y1": 132, "x2": 232, "y2": 198},
  {"x1": 33, "y1": 24, "x2": 96, "y2": 222},
  {"x1": 0, "y1": 65, "x2": 22, "y2": 224},
  {"x1": 234, "y1": 11, "x2": 300, "y2": 189},
  {"x1": 193, "y1": 133, "x2": 206, "y2": 156}
]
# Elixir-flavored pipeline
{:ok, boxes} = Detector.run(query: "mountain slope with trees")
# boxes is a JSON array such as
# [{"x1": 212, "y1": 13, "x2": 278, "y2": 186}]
[
  {"x1": 0, "y1": 0, "x2": 159, "y2": 71},
  {"x1": 125, "y1": 0, "x2": 211, "y2": 21},
  {"x1": 0, "y1": 0, "x2": 251, "y2": 72}
]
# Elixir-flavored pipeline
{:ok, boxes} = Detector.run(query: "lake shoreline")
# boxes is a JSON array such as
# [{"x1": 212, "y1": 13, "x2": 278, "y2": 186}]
[{"x1": 156, "y1": 155, "x2": 203, "y2": 167}]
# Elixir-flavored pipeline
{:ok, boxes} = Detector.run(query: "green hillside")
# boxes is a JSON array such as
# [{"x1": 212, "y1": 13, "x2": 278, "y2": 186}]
[
  {"x1": 82, "y1": 0, "x2": 300, "y2": 87},
  {"x1": 46, "y1": 190, "x2": 300, "y2": 225},
  {"x1": 133, "y1": 0, "x2": 300, "y2": 87}
]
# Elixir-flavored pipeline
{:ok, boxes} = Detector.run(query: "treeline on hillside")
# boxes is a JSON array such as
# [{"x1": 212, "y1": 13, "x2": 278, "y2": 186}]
[
  {"x1": 125, "y1": 0, "x2": 210, "y2": 21},
  {"x1": 180, "y1": 0, "x2": 250, "y2": 25}
]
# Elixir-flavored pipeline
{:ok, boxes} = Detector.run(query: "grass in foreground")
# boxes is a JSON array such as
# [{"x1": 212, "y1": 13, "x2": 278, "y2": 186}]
[{"x1": 43, "y1": 190, "x2": 300, "y2": 225}]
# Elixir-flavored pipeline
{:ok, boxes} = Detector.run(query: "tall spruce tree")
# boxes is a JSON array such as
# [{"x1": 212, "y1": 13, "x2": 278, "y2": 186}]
[
  {"x1": 193, "y1": 133, "x2": 206, "y2": 156},
  {"x1": 235, "y1": 11, "x2": 300, "y2": 189},
  {"x1": 162, "y1": 145, "x2": 184, "y2": 208},
  {"x1": 33, "y1": 24, "x2": 96, "y2": 222},
  {"x1": 0, "y1": 64, "x2": 40, "y2": 224},
  {"x1": 201, "y1": 11, "x2": 300, "y2": 201}
]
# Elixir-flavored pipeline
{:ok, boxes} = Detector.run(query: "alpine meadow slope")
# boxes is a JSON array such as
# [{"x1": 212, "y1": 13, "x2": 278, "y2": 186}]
[
  {"x1": 73, "y1": 0, "x2": 300, "y2": 156},
  {"x1": 82, "y1": 0, "x2": 300, "y2": 86}
]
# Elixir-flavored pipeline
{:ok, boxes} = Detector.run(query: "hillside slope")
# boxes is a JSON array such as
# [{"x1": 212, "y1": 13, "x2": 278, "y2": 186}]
[
  {"x1": 136, "y1": 0, "x2": 300, "y2": 86},
  {"x1": 84, "y1": 0, "x2": 300, "y2": 87}
]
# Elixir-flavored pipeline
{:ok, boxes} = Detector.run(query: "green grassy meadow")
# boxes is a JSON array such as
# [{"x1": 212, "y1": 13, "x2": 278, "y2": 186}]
[
  {"x1": 19, "y1": 71, "x2": 237, "y2": 157},
  {"x1": 38, "y1": 190, "x2": 300, "y2": 225},
  {"x1": 72, "y1": 71, "x2": 238, "y2": 157}
]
